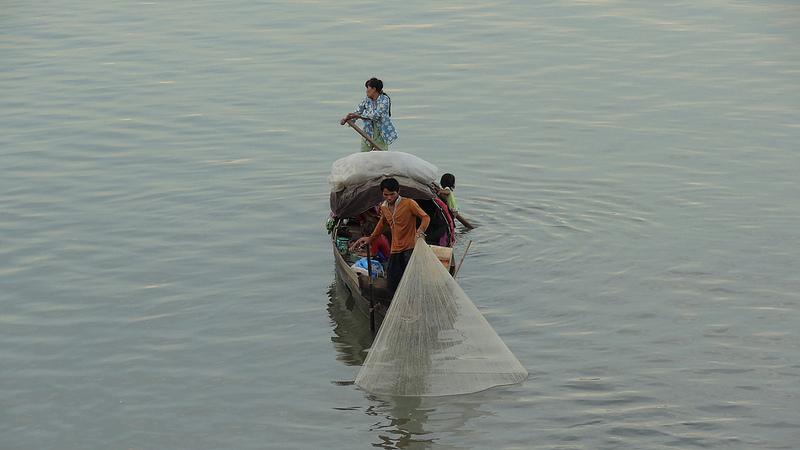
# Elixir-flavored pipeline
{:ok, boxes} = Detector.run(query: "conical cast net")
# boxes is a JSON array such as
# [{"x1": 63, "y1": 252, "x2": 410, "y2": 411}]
[{"x1": 355, "y1": 239, "x2": 528, "y2": 396}]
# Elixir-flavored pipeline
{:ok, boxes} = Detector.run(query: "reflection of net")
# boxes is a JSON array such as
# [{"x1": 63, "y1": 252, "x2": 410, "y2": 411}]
[{"x1": 355, "y1": 239, "x2": 528, "y2": 396}]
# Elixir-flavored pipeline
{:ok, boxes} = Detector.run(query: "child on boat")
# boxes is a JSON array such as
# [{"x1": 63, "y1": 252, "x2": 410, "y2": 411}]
[
  {"x1": 437, "y1": 173, "x2": 459, "y2": 215},
  {"x1": 436, "y1": 173, "x2": 474, "y2": 229}
]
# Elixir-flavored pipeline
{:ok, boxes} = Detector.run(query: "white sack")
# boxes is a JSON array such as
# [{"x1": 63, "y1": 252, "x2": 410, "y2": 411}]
[{"x1": 329, "y1": 151, "x2": 438, "y2": 192}]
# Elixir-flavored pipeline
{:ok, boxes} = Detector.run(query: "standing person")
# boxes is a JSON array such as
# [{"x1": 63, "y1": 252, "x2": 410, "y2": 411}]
[
  {"x1": 351, "y1": 178, "x2": 429, "y2": 295},
  {"x1": 340, "y1": 77, "x2": 398, "y2": 151}
]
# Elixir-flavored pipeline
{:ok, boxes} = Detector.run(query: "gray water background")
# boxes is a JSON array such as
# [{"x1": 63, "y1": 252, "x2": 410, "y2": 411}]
[{"x1": 2, "y1": 1, "x2": 799, "y2": 449}]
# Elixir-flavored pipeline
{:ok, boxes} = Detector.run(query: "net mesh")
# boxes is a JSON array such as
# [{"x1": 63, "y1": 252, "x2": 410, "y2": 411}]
[{"x1": 355, "y1": 239, "x2": 528, "y2": 396}]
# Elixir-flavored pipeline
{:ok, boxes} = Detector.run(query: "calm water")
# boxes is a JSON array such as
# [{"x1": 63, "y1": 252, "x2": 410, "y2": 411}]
[{"x1": 2, "y1": 1, "x2": 799, "y2": 449}]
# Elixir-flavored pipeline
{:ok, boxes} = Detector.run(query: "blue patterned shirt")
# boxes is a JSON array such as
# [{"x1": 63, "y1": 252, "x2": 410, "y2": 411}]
[{"x1": 355, "y1": 93, "x2": 398, "y2": 145}]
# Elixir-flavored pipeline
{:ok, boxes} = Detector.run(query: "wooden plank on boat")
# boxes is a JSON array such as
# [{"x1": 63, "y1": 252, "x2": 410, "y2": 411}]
[{"x1": 429, "y1": 245, "x2": 453, "y2": 269}]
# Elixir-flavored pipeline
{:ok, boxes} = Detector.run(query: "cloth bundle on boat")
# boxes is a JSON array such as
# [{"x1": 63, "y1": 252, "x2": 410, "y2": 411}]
[
  {"x1": 329, "y1": 152, "x2": 440, "y2": 218},
  {"x1": 350, "y1": 257, "x2": 385, "y2": 278},
  {"x1": 329, "y1": 151, "x2": 438, "y2": 192},
  {"x1": 354, "y1": 239, "x2": 528, "y2": 397}
]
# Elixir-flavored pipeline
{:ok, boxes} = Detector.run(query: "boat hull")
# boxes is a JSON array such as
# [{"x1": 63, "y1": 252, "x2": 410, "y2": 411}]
[{"x1": 332, "y1": 242, "x2": 389, "y2": 326}]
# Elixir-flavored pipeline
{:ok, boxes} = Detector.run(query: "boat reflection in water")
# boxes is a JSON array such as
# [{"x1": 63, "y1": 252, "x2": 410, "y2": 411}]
[
  {"x1": 326, "y1": 279, "x2": 498, "y2": 450},
  {"x1": 327, "y1": 277, "x2": 373, "y2": 367}
]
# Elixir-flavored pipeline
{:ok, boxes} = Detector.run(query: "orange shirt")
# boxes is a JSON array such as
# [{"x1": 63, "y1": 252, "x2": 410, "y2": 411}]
[{"x1": 370, "y1": 197, "x2": 430, "y2": 253}]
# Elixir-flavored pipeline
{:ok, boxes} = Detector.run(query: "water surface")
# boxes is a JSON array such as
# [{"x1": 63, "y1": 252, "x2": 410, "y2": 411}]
[{"x1": 2, "y1": 1, "x2": 799, "y2": 449}]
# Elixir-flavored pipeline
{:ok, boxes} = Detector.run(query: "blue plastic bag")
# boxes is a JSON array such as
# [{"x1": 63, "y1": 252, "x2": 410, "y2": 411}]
[{"x1": 351, "y1": 257, "x2": 385, "y2": 278}]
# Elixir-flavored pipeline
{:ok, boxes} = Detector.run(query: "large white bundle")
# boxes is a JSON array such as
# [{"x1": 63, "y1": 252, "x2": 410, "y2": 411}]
[
  {"x1": 355, "y1": 239, "x2": 528, "y2": 397},
  {"x1": 329, "y1": 152, "x2": 438, "y2": 192}
]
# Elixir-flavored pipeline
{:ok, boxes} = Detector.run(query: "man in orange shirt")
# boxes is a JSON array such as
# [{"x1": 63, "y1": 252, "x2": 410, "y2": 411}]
[{"x1": 352, "y1": 178, "x2": 430, "y2": 295}]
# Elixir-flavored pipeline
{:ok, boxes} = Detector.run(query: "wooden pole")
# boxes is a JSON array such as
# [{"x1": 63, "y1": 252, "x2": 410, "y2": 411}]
[
  {"x1": 347, "y1": 120, "x2": 385, "y2": 151},
  {"x1": 453, "y1": 240, "x2": 473, "y2": 278},
  {"x1": 366, "y1": 243, "x2": 376, "y2": 334}
]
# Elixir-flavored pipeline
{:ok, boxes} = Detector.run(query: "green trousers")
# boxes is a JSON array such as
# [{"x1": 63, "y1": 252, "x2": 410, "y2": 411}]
[{"x1": 361, "y1": 121, "x2": 388, "y2": 152}]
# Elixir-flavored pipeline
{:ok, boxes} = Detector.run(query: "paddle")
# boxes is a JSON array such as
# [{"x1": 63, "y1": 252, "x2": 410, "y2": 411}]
[
  {"x1": 454, "y1": 212, "x2": 475, "y2": 229},
  {"x1": 345, "y1": 119, "x2": 385, "y2": 151},
  {"x1": 366, "y1": 243, "x2": 376, "y2": 334}
]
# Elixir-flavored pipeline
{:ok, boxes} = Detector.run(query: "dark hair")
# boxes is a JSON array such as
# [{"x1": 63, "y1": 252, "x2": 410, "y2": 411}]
[
  {"x1": 380, "y1": 177, "x2": 400, "y2": 192},
  {"x1": 440, "y1": 173, "x2": 456, "y2": 189},
  {"x1": 366, "y1": 77, "x2": 391, "y2": 116},
  {"x1": 365, "y1": 77, "x2": 383, "y2": 92}
]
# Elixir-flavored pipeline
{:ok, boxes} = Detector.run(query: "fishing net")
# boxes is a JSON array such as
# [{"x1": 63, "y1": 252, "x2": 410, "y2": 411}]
[{"x1": 355, "y1": 239, "x2": 528, "y2": 397}]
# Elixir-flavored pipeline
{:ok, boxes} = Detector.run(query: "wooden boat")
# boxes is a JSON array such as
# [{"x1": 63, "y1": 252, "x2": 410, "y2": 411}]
[{"x1": 328, "y1": 152, "x2": 458, "y2": 327}]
